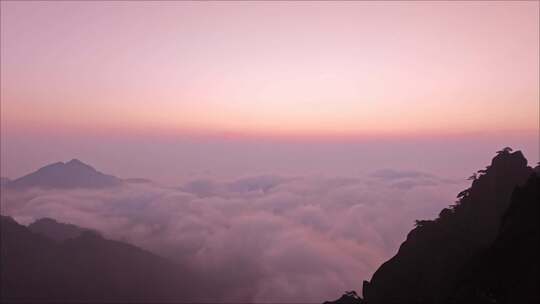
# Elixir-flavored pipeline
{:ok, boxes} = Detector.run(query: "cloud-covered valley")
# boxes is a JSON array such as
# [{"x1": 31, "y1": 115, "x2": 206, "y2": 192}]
[{"x1": 1, "y1": 171, "x2": 466, "y2": 302}]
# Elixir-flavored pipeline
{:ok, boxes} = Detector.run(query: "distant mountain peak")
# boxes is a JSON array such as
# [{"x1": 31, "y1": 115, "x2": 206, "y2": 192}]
[
  {"x1": 6, "y1": 159, "x2": 122, "y2": 190},
  {"x1": 66, "y1": 158, "x2": 88, "y2": 166},
  {"x1": 34, "y1": 159, "x2": 95, "y2": 173}
]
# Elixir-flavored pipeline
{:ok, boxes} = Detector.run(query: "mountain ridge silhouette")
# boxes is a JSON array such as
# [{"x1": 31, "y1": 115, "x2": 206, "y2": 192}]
[
  {"x1": 28, "y1": 217, "x2": 101, "y2": 242},
  {"x1": 326, "y1": 148, "x2": 539, "y2": 304},
  {"x1": 0, "y1": 215, "x2": 205, "y2": 302},
  {"x1": 5, "y1": 159, "x2": 122, "y2": 190}
]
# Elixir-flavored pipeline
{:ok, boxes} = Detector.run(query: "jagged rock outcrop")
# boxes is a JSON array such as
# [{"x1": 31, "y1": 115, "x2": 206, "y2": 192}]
[{"x1": 360, "y1": 150, "x2": 534, "y2": 304}]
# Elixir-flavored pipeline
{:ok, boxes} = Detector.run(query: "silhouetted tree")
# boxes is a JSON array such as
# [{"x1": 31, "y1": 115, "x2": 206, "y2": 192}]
[
  {"x1": 414, "y1": 220, "x2": 432, "y2": 227},
  {"x1": 457, "y1": 189, "x2": 470, "y2": 199},
  {"x1": 345, "y1": 291, "x2": 359, "y2": 298},
  {"x1": 496, "y1": 147, "x2": 513, "y2": 154},
  {"x1": 438, "y1": 208, "x2": 453, "y2": 220},
  {"x1": 477, "y1": 167, "x2": 489, "y2": 175},
  {"x1": 361, "y1": 149, "x2": 534, "y2": 304}
]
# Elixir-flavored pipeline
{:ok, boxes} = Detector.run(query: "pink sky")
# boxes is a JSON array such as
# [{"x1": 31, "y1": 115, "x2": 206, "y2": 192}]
[
  {"x1": 1, "y1": 1, "x2": 539, "y2": 180},
  {"x1": 0, "y1": 4, "x2": 539, "y2": 300},
  {"x1": 2, "y1": 2, "x2": 538, "y2": 136}
]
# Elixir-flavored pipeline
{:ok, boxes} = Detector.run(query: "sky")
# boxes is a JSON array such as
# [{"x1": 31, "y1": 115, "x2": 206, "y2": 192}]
[
  {"x1": 1, "y1": 1, "x2": 539, "y2": 181},
  {"x1": 1, "y1": 1, "x2": 539, "y2": 182},
  {"x1": 0, "y1": 2, "x2": 539, "y2": 302},
  {"x1": 1, "y1": 1, "x2": 539, "y2": 175}
]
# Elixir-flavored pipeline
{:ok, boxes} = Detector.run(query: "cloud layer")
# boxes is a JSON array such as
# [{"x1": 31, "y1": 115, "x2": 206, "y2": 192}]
[{"x1": 1, "y1": 171, "x2": 465, "y2": 302}]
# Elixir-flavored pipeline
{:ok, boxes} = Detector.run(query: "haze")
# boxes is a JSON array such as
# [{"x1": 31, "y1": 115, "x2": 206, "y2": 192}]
[
  {"x1": 1, "y1": 2, "x2": 538, "y2": 181},
  {"x1": 0, "y1": 2, "x2": 539, "y2": 302}
]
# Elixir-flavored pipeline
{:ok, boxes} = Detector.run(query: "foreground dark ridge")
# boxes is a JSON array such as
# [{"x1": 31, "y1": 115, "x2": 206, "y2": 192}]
[
  {"x1": 0, "y1": 216, "x2": 204, "y2": 302},
  {"x1": 326, "y1": 148, "x2": 539, "y2": 304}
]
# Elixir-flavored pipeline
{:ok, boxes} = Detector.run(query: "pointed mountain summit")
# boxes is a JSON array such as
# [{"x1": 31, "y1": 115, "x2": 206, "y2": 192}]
[{"x1": 7, "y1": 159, "x2": 122, "y2": 190}]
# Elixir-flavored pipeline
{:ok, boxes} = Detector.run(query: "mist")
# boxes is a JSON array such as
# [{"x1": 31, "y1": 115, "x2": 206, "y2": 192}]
[
  {"x1": 1, "y1": 130, "x2": 537, "y2": 185},
  {"x1": 1, "y1": 1, "x2": 538, "y2": 302},
  {"x1": 3, "y1": 166, "x2": 471, "y2": 302}
]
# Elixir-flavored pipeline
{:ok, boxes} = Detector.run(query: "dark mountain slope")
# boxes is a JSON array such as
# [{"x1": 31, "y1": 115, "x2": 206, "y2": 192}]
[
  {"x1": 360, "y1": 149, "x2": 533, "y2": 304},
  {"x1": 28, "y1": 217, "x2": 99, "y2": 242},
  {"x1": 6, "y1": 159, "x2": 122, "y2": 190},
  {"x1": 0, "y1": 216, "x2": 201, "y2": 302},
  {"x1": 450, "y1": 172, "x2": 539, "y2": 304}
]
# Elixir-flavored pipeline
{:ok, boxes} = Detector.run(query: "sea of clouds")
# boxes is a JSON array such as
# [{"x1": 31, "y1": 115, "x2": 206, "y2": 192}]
[{"x1": 1, "y1": 170, "x2": 466, "y2": 302}]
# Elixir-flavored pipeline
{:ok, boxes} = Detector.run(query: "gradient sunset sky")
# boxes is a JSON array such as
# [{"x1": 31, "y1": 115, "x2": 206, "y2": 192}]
[{"x1": 1, "y1": 1, "x2": 539, "y2": 181}]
